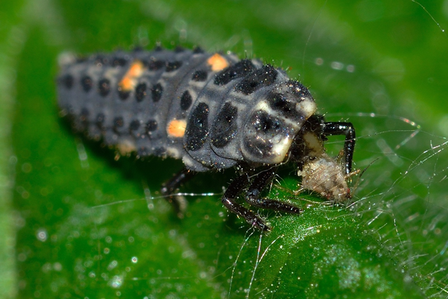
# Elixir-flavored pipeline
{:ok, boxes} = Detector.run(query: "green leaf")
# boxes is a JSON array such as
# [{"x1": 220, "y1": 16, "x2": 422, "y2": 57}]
[{"x1": 5, "y1": 0, "x2": 448, "y2": 298}]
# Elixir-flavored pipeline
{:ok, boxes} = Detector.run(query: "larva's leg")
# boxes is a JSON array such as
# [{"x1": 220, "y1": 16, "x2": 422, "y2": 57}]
[
  {"x1": 161, "y1": 168, "x2": 196, "y2": 217},
  {"x1": 222, "y1": 172, "x2": 270, "y2": 231},
  {"x1": 323, "y1": 122, "x2": 356, "y2": 174},
  {"x1": 245, "y1": 169, "x2": 301, "y2": 214}
]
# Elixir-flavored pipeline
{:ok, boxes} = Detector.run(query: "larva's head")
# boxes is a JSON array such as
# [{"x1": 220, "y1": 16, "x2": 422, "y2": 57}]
[{"x1": 241, "y1": 80, "x2": 317, "y2": 165}]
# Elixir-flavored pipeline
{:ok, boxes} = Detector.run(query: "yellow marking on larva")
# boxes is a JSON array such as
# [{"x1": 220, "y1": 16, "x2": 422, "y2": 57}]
[
  {"x1": 207, "y1": 53, "x2": 229, "y2": 71},
  {"x1": 118, "y1": 60, "x2": 145, "y2": 92},
  {"x1": 167, "y1": 119, "x2": 187, "y2": 138}
]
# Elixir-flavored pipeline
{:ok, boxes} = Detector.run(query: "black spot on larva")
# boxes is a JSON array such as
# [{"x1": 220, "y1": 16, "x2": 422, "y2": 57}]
[
  {"x1": 94, "y1": 54, "x2": 108, "y2": 66},
  {"x1": 243, "y1": 111, "x2": 284, "y2": 159},
  {"x1": 80, "y1": 108, "x2": 89, "y2": 121},
  {"x1": 118, "y1": 88, "x2": 130, "y2": 100},
  {"x1": 269, "y1": 93, "x2": 288, "y2": 110},
  {"x1": 151, "y1": 83, "x2": 163, "y2": 102},
  {"x1": 129, "y1": 120, "x2": 140, "y2": 131},
  {"x1": 252, "y1": 110, "x2": 281, "y2": 134},
  {"x1": 186, "y1": 102, "x2": 209, "y2": 151},
  {"x1": 113, "y1": 117, "x2": 124, "y2": 133},
  {"x1": 81, "y1": 75, "x2": 93, "y2": 92},
  {"x1": 146, "y1": 119, "x2": 158, "y2": 132},
  {"x1": 165, "y1": 61, "x2": 182, "y2": 72},
  {"x1": 287, "y1": 80, "x2": 312, "y2": 98},
  {"x1": 175, "y1": 46, "x2": 185, "y2": 53},
  {"x1": 269, "y1": 93, "x2": 296, "y2": 115},
  {"x1": 96, "y1": 113, "x2": 105, "y2": 129},
  {"x1": 133, "y1": 46, "x2": 143, "y2": 52},
  {"x1": 235, "y1": 65, "x2": 277, "y2": 95},
  {"x1": 61, "y1": 74, "x2": 74, "y2": 89},
  {"x1": 112, "y1": 57, "x2": 127, "y2": 67},
  {"x1": 153, "y1": 45, "x2": 163, "y2": 52},
  {"x1": 153, "y1": 147, "x2": 166, "y2": 156},
  {"x1": 98, "y1": 78, "x2": 111, "y2": 97},
  {"x1": 180, "y1": 90, "x2": 193, "y2": 111},
  {"x1": 148, "y1": 59, "x2": 165, "y2": 71},
  {"x1": 135, "y1": 83, "x2": 147, "y2": 102},
  {"x1": 191, "y1": 70, "x2": 208, "y2": 82},
  {"x1": 214, "y1": 60, "x2": 255, "y2": 86},
  {"x1": 193, "y1": 46, "x2": 204, "y2": 54},
  {"x1": 211, "y1": 102, "x2": 238, "y2": 148}
]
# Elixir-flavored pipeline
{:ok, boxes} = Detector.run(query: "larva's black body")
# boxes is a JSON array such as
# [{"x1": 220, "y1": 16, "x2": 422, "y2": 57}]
[
  {"x1": 57, "y1": 46, "x2": 356, "y2": 231},
  {"x1": 58, "y1": 47, "x2": 317, "y2": 171}
]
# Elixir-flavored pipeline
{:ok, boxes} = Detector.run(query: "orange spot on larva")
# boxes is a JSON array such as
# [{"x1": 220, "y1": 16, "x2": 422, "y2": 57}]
[
  {"x1": 120, "y1": 77, "x2": 133, "y2": 91},
  {"x1": 118, "y1": 60, "x2": 145, "y2": 92},
  {"x1": 128, "y1": 61, "x2": 144, "y2": 76},
  {"x1": 167, "y1": 119, "x2": 187, "y2": 138},
  {"x1": 207, "y1": 53, "x2": 229, "y2": 71}
]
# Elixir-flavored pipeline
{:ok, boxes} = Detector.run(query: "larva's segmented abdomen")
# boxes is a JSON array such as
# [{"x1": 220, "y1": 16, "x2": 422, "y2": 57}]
[{"x1": 57, "y1": 46, "x2": 317, "y2": 172}]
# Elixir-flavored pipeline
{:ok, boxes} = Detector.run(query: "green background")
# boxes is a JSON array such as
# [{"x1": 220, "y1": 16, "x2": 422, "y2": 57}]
[{"x1": 2, "y1": 0, "x2": 448, "y2": 298}]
